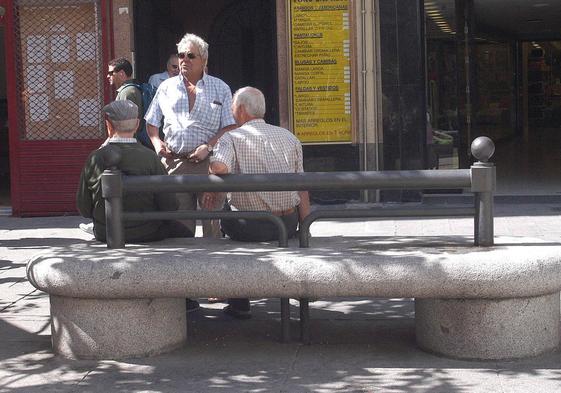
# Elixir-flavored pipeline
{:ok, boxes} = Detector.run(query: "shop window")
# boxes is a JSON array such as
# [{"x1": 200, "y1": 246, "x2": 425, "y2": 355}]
[
  {"x1": 13, "y1": 0, "x2": 104, "y2": 140},
  {"x1": 425, "y1": 0, "x2": 460, "y2": 170}
]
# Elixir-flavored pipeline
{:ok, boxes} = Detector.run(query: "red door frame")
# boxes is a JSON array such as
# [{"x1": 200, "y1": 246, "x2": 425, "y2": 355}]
[
  {"x1": 2, "y1": 0, "x2": 112, "y2": 216},
  {"x1": 1, "y1": 0, "x2": 20, "y2": 215}
]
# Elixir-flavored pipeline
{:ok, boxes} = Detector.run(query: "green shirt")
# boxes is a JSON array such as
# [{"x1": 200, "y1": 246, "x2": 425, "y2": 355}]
[
  {"x1": 76, "y1": 141, "x2": 178, "y2": 242},
  {"x1": 117, "y1": 80, "x2": 144, "y2": 135}
]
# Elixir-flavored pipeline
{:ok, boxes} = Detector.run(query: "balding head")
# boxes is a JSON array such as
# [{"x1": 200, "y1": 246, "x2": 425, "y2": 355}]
[{"x1": 233, "y1": 87, "x2": 266, "y2": 119}]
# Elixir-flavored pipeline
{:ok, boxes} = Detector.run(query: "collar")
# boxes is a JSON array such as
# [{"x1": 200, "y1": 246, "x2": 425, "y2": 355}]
[
  {"x1": 244, "y1": 119, "x2": 265, "y2": 126},
  {"x1": 179, "y1": 72, "x2": 207, "y2": 86},
  {"x1": 108, "y1": 137, "x2": 137, "y2": 144},
  {"x1": 116, "y1": 79, "x2": 135, "y2": 93}
]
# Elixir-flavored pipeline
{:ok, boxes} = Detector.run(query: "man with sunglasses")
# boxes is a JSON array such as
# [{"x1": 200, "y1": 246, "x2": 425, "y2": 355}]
[
  {"x1": 148, "y1": 54, "x2": 180, "y2": 89},
  {"x1": 107, "y1": 57, "x2": 143, "y2": 134},
  {"x1": 144, "y1": 33, "x2": 236, "y2": 239}
]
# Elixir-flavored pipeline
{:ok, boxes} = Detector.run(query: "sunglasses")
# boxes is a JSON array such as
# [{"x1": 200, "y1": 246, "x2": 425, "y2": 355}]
[{"x1": 178, "y1": 52, "x2": 199, "y2": 60}]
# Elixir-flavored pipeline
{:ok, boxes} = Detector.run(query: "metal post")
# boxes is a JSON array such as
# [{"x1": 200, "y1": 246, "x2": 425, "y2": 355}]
[
  {"x1": 101, "y1": 169, "x2": 124, "y2": 249},
  {"x1": 470, "y1": 137, "x2": 496, "y2": 247},
  {"x1": 299, "y1": 298, "x2": 310, "y2": 344},
  {"x1": 280, "y1": 297, "x2": 290, "y2": 343}
]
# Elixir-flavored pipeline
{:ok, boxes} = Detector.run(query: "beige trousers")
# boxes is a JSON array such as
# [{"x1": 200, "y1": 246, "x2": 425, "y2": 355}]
[{"x1": 162, "y1": 157, "x2": 224, "y2": 238}]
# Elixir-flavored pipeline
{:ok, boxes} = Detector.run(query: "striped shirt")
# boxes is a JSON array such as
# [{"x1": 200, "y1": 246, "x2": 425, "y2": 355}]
[
  {"x1": 144, "y1": 73, "x2": 236, "y2": 154},
  {"x1": 211, "y1": 119, "x2": 303, "y2": 211}
]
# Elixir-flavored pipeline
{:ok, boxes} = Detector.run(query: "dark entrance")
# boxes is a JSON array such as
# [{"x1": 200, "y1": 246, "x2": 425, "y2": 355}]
[
  {"x1": 133, "y1": 0, "x2": 279, "y2": 124},
  {"x1": 425, "y1": 0, "x2": 561, "y2": 195}
]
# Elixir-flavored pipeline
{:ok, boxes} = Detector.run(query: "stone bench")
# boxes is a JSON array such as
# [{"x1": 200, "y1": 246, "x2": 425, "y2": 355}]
[{"x1": 27, "y1": 235, "x2": 561, "y2": 361}]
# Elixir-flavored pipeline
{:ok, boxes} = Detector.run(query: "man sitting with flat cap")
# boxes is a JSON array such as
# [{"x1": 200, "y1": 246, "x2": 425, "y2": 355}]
[{"x1": 77, "y1": 100, "x2": 193, "y2": 243}]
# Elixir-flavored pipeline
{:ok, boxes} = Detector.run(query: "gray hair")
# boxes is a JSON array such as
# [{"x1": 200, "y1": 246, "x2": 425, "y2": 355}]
[
  {"x1": 233, "y1": 87, "x2": 266, "y2": 118},
  {"x1": 111, "y1": 119, "x2": 139, "y2": 133},
  {"x1": 177, "y1": 33, "x2": 208, "y2": 62},
  {"x1": 166, "y1": 53, "x2": 178, "y2": 65}
]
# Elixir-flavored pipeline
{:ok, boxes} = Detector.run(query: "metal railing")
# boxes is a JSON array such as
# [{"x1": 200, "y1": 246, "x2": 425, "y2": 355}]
[
  {"x1": 101, "y1": 136, "x2": 496, "y2": 249},
  {"x1": 100, "y1": 136, "x2": 496, "y2": 343}
]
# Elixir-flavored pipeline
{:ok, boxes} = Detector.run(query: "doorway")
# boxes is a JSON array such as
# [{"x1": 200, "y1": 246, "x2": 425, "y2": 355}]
[
  {"x1": 133, "y1": 0, "x2": 279, "y2": 124},
  {"x1": 425, "y1": 0, "x2": 561, "y2": 195}
]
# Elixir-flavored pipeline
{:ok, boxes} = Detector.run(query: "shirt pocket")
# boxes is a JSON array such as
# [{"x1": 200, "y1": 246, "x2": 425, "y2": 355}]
[{"x1": 203, "y1": 100, "x2": 222, "y2": 130}]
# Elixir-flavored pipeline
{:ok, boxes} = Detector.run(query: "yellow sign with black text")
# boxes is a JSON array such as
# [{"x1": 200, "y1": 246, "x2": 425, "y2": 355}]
[{"x1": 290, "y1": 0, "x2": 352, "y2": 143}]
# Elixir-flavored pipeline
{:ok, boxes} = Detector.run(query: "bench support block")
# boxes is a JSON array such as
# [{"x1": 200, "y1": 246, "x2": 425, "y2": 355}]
[
  {"x1": 415, "y1": 293, "x2": 560, "y2": 360},
  {"x1": 50, "y1": 296, "x2": 187, "y2": 360}
]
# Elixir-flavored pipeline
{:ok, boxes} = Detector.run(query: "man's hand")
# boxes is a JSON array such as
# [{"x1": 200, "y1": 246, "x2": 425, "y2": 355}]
[
  {"x1": 201, "y1": 192, "x2": 217, "y2": 210},
  {"x1": 188, "y1": 144, "x2": 210, "y2": 163},
  {"x1": 153, "y1": 138, "x2": 173, "y2": 158},
  {"x1": 147, "y1": 123, "x2": 172, "y2": 158}
]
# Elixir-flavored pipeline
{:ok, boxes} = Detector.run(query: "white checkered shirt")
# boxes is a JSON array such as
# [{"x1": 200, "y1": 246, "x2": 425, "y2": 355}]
[
  {"x1": 144, "y1": 73, "x2": 236, "y2": 154},
  {"x1": 211, "y1": 119, "x2": 303, "y2": 211}
]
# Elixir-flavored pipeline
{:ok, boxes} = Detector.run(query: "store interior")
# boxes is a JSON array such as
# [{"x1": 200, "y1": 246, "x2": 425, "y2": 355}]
[{"x1": 425, "y1": 0, "x2": 561, "y2": 195}]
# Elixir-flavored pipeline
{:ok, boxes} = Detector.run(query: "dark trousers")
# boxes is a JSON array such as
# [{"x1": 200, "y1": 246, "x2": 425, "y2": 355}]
[
  {"x1": 221, "y1": 210, "x2": 299, "y2": 242},
  {"x1": 221, "y1": 206, "x2": 299, "y2": 311}
]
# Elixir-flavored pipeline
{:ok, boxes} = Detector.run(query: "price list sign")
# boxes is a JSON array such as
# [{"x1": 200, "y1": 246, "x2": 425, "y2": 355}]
[{"x1": 290, "y1": 0, "x2": 352, "y2": 143}]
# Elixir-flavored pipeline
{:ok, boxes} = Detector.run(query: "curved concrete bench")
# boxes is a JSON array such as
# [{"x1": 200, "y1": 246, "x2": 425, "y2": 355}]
[{"x1": 27, "y1": 236, "x2": 561, "y2": 360}]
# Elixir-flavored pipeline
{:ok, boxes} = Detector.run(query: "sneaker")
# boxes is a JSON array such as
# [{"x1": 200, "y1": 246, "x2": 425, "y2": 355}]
[
  {"x1": 79, "y1": 222, "x2": 94, "y2": 235},
  {"x1": 223, "y1": 304, "x2": 251, "y2": 320},
  {"x1": 186, "y1": 299, "x2": 200, "y2": 313}
]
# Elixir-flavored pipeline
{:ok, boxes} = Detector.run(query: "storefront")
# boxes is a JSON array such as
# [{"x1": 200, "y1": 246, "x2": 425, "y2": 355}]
[
  {"x1": 2, "y1": 0, "x2": 109, "y2": 216},
  {"x1": 15, "y1": 0, "x2": 557, "y2": 215},
  {"x1": 424, "y1": 0, "x2": 561, "y2": 194}
]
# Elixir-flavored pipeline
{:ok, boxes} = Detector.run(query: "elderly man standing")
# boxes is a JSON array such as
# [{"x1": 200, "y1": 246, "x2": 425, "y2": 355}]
[
  {"x1": 145, "y1": 33, "x2": 236, "y2": 238},
  {"x1": 205, "y1": 86, "x2": 311, "y2": 318},
  {"x1": 148, "y1": 54, "x2": 180, "y2": 89}
]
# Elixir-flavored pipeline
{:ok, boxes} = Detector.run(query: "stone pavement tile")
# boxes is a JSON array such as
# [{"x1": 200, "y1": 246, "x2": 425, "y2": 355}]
[
  {"x1": 496, "y1": 369, "x2": 561, "y2": 393},
  {"x1": 308, "y1": 298, "x2": 414, "y2": 320},
  {"x1": 359, "y1": 368, "x2": 500, "y2": 393},
  {"x1": 412, "y1": 218, "x2": 451, "y2": 236},
  {"x1": 75, "y1": 343, "x2": 297, "y2": 393},
  {"x1": 287, "y1": 344, "x2": 502, "y2": 393},
  {"x1": 0, "y1": 262, "x2": 27, "y2": 278},
  {"x1": 0, "y1": 348, "x2": 95, "y2": 393},
  {"x1": 0, "y1": 315, "x2": 51, "y2": 340},
  {"x1": 310, "y1": 219, "x2": 397, "y2": 237},
  {"x1": 0, "y1": 282, "x2": 43, "y2": 311},
  {"x1": 1, "y1": 289, "x2": 50, "y2": 317}
]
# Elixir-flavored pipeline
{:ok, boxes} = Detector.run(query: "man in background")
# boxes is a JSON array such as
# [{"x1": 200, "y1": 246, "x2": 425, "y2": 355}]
[
  {"x1": 107, "y1": 57, "x2": 143, "y2": 135},
  {"x1": 148, "y1": 54, "x2": 180, "y2": 89}
]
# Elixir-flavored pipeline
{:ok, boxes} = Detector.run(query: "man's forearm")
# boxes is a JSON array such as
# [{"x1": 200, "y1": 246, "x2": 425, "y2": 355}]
[
  {"x1": 208, "y1": 124, "x2": 237, "y2": 146},
  {"x1": 146, "y1": 123, "x2": 160, "y2": 141},
  {"x1": 297, "y1": 191, "x2": 311, "y2": 223}
]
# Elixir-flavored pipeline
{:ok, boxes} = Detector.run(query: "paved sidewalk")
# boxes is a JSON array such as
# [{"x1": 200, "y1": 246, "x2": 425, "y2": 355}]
[{"x1": 1, "y1": 203, "x2": 561, "y2": 392}]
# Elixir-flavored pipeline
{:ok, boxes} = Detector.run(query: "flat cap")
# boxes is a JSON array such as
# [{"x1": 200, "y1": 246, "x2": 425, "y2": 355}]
[{"x1": 102, "y1": 100, "x2": 138, "y2": 121}]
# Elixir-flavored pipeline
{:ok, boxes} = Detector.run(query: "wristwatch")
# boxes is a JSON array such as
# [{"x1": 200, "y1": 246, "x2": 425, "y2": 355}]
[{"x1": 205, "y1": 143, "x2": 213, "y2": 155}]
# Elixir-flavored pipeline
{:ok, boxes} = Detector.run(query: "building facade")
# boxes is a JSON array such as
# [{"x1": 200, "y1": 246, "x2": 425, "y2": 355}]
[{"x1": 1, "y1": 0, "x2": 558, "y2": 216}]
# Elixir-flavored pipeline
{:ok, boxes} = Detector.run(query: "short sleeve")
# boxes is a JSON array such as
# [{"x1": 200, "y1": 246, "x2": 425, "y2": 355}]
[{"x1": 211, "y1": 133, "x2": 235, "y2": 173}]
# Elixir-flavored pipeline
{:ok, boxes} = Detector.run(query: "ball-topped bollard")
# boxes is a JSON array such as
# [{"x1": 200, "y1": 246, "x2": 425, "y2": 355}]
[
  {"x1": 101, "y1": 144, "x2": 122, "y2": 169},
  {"x1": 471, "y1": 136, "x2": 495, "y2": 163}
]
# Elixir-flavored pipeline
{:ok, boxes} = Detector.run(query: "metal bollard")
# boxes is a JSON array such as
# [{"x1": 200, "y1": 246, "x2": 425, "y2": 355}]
[
  {"x1": 470, "y1": 137, "x2": 495, "y2": 247},
  {"x1": 101, "y1": 146, "x2": 124, "y2": 249},
  {"x1": 102, "y1": 170, "x2": 124, "y2": 249}
]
